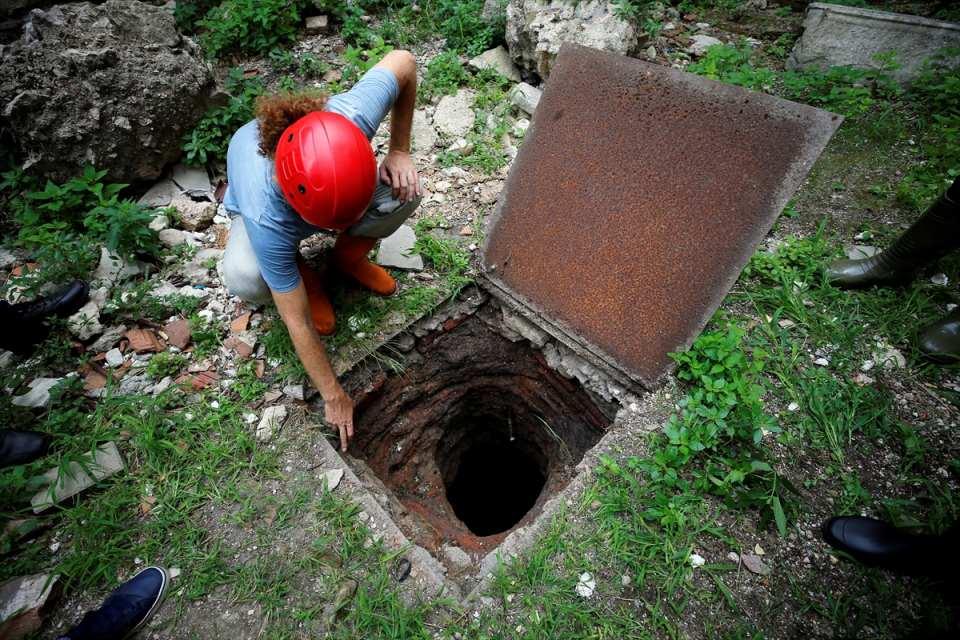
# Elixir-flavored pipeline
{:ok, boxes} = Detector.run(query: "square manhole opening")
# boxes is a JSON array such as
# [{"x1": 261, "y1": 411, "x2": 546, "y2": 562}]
[{"x1": 343, "y1": 308, "x2": 616, "y2": 576}]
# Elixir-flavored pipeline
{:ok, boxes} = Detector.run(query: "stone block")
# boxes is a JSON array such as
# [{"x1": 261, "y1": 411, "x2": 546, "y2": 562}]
[
  {"x1": 0, "y1": 573, "x2": 61, "y2": 640},
  {"x1": 788, "y1": 3, "x2": 960, "y2": 85}
]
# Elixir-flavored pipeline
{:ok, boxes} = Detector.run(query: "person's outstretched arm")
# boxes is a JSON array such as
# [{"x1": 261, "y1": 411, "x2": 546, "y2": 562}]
[
  {"x1": 272, "y1": 284, "x2": 353, "y2": 451},
  {"x1": 375, "y1": 50, "x2": 421, "y2": 203}
]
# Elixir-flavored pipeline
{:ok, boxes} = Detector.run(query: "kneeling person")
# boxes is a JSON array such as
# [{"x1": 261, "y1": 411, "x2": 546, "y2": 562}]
[{"x1": 221, "y1": 51, "x2": 422, "y2": 452}]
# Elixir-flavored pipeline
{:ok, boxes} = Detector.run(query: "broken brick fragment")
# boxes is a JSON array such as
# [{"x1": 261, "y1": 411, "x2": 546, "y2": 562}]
[
  {"x1": 124, "y1": 328, "x2": 165, "y2": 353},
  {"x1": 230, "y1": 312, "x2": 251, "y2": 333},
  {"x1": 162, "y1": 318, "x2": 191, "y2": 350},
  {"x1": 175, "y1": 370, "x2": 219, "y2": 390}
]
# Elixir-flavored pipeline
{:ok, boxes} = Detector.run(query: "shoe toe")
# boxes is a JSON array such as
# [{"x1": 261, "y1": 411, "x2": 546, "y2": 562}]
[{"x1": 118, "y1": 566, "x2": 167, "y2": 603}]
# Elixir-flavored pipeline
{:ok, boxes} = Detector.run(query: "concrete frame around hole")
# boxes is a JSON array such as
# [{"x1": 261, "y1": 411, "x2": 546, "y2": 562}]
[{"x1": 343, "y1": 312, "x2": 615, "y2": 574}]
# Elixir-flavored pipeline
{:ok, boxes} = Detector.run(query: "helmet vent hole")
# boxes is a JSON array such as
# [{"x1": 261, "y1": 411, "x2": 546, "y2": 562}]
[
  {"x1": 297, "y1": 184, "x2": 306, "y2": 194},
  {"x1": 287, "y1": 133, "x2": 294, "y2": 142}
]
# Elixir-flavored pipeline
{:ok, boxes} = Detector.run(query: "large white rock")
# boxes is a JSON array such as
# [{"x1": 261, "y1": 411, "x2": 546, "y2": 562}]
[
  {"x1": 788, "y1": 3, "x2": 960, "y2": 85},
  {"x1": 171, "y1": 164, "x2": 213, "y2": 200},
  {"x1": 411, "y1": 109, "x2": 437, "y2": 154},
  {"x1": 510, "y1": 82, "x2": 542, "y2": 115},
  {"x1": 67, "y1": 300, "x2": 103, "y2": 341},
  {"x1": 687, "y1": 34, "x2": 723, "y2": 57},
  {"x1": 506, "y1": 0, "x2": 638, "y2": 78},
  {"x1": 433, "y1": 89, "x2": 476, "y2": 139},
  {"x1": 469, "y1": 45, "x2": 521, "y2": 82}
]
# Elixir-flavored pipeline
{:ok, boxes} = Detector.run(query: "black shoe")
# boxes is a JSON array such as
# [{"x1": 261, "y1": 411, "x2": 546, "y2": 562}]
[
  {"x1": 825, "y1": 189, "x2": 960, "y2": 288},
  {"x1": 821, "y1": 516, "x2": 946, "y2": 576},
  {"x1": 0, "y1": 429, "x2": 50, "y2": 469},
  {"x1": 59, "y1": 566, "x2": 168, "y2": 640}
]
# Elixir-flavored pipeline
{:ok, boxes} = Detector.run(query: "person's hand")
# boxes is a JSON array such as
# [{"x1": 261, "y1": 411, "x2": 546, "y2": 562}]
[
  {"x1": 324, "y1": 387, "x2": 354, "y2": 452},
  {"x1": 379, "y1": 150, "x2": 421, "y2": 203}
]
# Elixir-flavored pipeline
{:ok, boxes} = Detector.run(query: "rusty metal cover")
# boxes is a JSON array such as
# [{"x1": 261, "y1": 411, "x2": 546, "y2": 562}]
[{"x1": 481, "y1": 44, "x2": 842, "y2": 390}]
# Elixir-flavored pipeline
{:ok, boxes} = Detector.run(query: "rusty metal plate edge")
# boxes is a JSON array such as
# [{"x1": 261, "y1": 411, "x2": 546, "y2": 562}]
[{"x1": 480, "y1": 43, "x2": 843, "y2": 391}]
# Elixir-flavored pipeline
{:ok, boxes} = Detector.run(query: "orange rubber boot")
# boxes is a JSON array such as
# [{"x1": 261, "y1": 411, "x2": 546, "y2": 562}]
[
  {"x1": 332, "y1": 234, "x2": 397, "y2": 296},
  {"x1": 296, "y1": 259, "x2": 336, "y2": 335}
]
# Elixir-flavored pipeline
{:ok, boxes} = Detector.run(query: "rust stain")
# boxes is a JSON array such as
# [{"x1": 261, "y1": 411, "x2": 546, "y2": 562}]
[{"x1": 482, "y1": 44, "x2": 842, "y2": 388}]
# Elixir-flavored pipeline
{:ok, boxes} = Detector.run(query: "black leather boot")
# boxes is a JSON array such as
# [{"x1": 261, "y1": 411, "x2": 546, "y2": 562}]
[
  {"x1": 0, "y1": 430, "x2": 50, "y2": 469},
  {"x1": 822, "y1": 516, "x2": 954, "y2": 576},
  {"x1": 826, "y1": 186, "x2": 960, "y2": 288},
  {"x1": 0, "y1": 280, "x2": 89, "y2": 354},
  {"x1": 918, "y1": 307, "x2": 960, "y2": 363}
]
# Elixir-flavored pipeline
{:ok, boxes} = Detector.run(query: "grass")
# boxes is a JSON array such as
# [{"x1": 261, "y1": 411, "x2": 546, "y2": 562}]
[{"x1": 3, "y1": 3, "x2": 960, "y2": 637}]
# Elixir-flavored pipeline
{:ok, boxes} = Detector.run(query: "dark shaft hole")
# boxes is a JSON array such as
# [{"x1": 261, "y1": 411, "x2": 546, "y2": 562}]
[{"x1": 445, "y1": 439, "x2": 546, "y2": 537}]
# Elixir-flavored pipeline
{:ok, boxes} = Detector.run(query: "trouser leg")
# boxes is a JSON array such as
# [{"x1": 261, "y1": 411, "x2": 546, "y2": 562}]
[
  {"x1": 221, "y1": 216, "x2": 273, "y2": 305},
  {"x1": 346, "y1": 182, "x2": 422, "y2": 239}
]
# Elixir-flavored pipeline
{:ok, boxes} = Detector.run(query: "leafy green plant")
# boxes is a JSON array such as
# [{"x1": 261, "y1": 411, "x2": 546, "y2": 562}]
[
  {"x1": 341, "y1": 37, "x2": 393, "y2": 87},
  {"x1": 297, "y1": 52, "x2": 329, "y2": 79},
  {"x1": 420, "y1": 51, "x2": 469, "y2": 104},
  {"x1": 897, "y1": 52, "x2": 960, "y2": 210},
  {"x1": 626, "y1": 325, "x2": 792, "y2": 533},
  {"x1": 4, "y1": 166, "x2": 160, "y2": 291},
  {"x1": 146, "y1": 352, "x2": 188, "y2": 380},
  {"x1": 173, "y1": 0, "x2": 221, "y2": 34},
  {"x1": 183, "y1": 68, "x2": 264, "y2": 166},
  {"x1": 199, "y1": 0, "x2": 310, "y2": 59},
  {"x1": 430, "y1": 0, "x2": 503, "y2": 56}
]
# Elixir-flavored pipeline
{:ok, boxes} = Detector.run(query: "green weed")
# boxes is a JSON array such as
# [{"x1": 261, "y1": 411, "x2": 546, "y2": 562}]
[
  {"x1": 183, "y1": 68, "x2": 264, "y2": 167},
  {"x1": 2, "y1": 166, "x2": 160, "y2": 292},
  {"x1": 420, "y1": 50, "x2": 469, "y2": 104},
  {"x1": 146, "y1": 352, "x2": 187, "y2": 380},
  {"x1": 199, "y1": 0, "x2": 311, "y2": 59}
]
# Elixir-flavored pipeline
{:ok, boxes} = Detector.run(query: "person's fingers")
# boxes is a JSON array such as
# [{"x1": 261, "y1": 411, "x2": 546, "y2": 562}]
[
  {"x1": 378, "y1": 164, "x2": 390, "y2": 185},
  {"x1": 339, "y1": 423, "x2": 348, "y2": 452},
  {"x1": 347, "y1": 418, "x2": 354, "y2": 439},
  {"x1": 399, "y1": 171, "x2": 410, "y2": 203},
  {"x1": 411, "y1": 170, "x2": 421, "y2": 197},
  {"x1": 390, "y1": 170, "x2": 401, "y2": 199}
]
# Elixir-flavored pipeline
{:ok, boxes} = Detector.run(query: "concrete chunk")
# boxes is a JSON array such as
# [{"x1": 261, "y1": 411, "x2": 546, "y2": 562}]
[
  {"x1": 12, "y1": 378, "x2": 63, "y2": 409},
  {"x1": 468, "y1": 46, "x2": 521, "y2": 82},
  {"x1": 0, "y1": 573, "x2": 62, "y2": 640},
  {"x1": 788, "y1": 3, "x2": 960, "y2": 85},
  {"x1": 376, "y1": 225, "x2": 424, "y2": 271},
  {"x1": 31, "y1": 442, "x2": 125, "y2": 513},
  {"x1": 305, "y1": 14, "x2": 329, "y2": 34},
  {"x1": 510, "y1": 82, "x2": 541, "y2": 115},
  {"x1": 256, "y1": 405, "x2": 288, "y2": 441}
]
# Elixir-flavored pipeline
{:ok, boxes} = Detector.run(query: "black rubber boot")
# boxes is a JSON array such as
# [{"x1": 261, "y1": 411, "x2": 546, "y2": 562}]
[
  {"x1": 826, "y1": 184, "x2": 960, "y2": 289},
  {"x1": 8, "y1": 280, "x2": 90, "y2": 321},
  {"x1": 0, "y1": 429, "x2": 50, "y2": 469},
  {"x1": 0, "y1": 280, "x2": 89, "y2": 354},
  {"x1": 821, "y1": 516, "x2": 956, "y2": 576},
  {"x1": 919, "y1": 307, "x2": 960, "y2": 363}
]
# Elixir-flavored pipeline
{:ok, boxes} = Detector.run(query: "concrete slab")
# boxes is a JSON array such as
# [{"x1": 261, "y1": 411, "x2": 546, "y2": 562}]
[
  {"x1": 376, "y1": 224, "x2": 424, "y2": 271},
  {"x1": 788, "y1": 3, "x2": 960, "y2": 85},
  {"x1": 482, "y1": 44, "x2": 842, "y2": 390},
  {"x1": 31, "y1": 442, "x2": 125, "y2": 513}
]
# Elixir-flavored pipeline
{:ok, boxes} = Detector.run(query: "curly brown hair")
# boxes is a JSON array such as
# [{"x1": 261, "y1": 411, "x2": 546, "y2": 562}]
[{"x1": 254, "y1": 91, "x2": 329, "y2": 158}]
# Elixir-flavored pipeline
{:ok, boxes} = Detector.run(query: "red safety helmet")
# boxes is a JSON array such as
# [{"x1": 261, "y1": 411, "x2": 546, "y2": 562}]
[{"x1": 274, "y1": 111, "x2": 377, "y2": 230}]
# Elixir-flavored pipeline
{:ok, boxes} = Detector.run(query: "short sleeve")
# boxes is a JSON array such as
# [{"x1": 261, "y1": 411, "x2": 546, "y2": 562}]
[
  {"x1": 240, "y1": 216, "x2": 302, "y2": 294},
  {"x1": 326, "y1": 67, "x2": 400, "y2": 140}
]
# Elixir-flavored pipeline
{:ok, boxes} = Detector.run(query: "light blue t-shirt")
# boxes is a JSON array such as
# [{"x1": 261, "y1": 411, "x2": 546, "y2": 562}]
[{"x1": 223, "y1": 67, "x2": 399, "y2": 293}]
